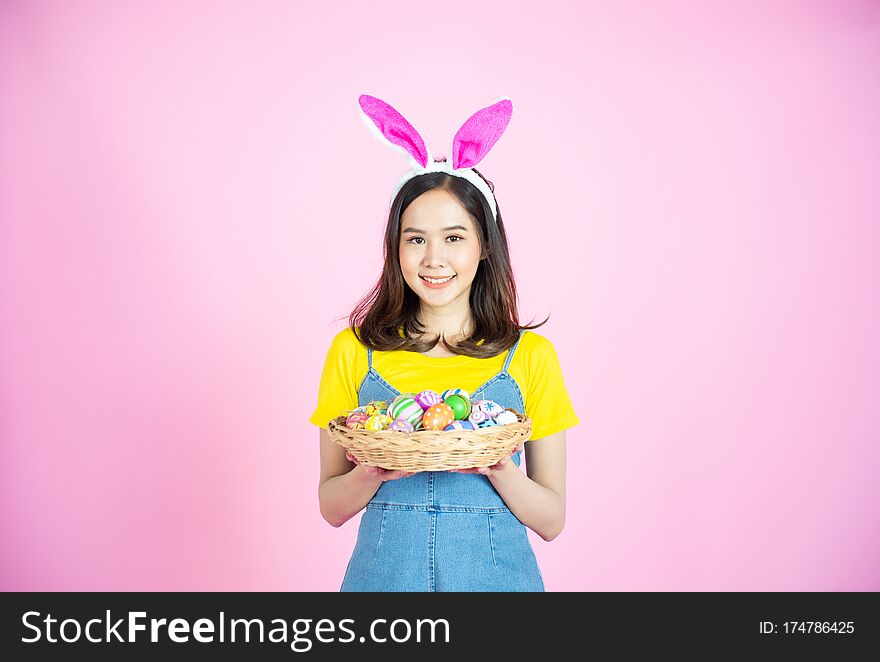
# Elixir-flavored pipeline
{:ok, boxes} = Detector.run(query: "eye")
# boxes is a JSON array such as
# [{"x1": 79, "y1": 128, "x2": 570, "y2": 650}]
[{"x1": 406, "y1": 236, "x2": 464, "y2": 245}]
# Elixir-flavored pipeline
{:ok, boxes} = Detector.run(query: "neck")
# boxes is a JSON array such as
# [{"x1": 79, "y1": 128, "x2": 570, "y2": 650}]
[{"x1": 417, "y1": 303, "x2": 473, "y2": 342}]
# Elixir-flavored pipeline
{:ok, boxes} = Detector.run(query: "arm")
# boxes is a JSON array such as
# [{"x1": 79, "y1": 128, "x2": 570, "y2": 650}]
[
  {"x1": 317, "y1": 428, "x2": 414, "y2": 527},
  {"x1": 481, "y1": 431, "x2": 567, "y2": 541}
]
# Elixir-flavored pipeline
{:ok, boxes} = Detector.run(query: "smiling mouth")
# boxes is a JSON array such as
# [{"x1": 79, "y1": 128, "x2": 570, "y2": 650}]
[{"x1": 420, "y1": 275, "x2": 456, "y2": 284}]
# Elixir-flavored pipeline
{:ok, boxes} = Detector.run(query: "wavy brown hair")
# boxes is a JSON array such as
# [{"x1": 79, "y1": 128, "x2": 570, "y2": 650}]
[{"x1": 340, "y1": 164, "x2": 549, "y2": 358}]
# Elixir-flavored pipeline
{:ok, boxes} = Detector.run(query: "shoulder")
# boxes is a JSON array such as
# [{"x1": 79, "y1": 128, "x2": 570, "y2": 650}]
[
  {"x1": 515, "y1": 330, "x2": 566, "y2": 382},
  {"x1": 328, "y1": 326, "x2": 366, "y2": 356},
  {"x1": 518, "y1": 329, "x2": 556, "y2": 357}
]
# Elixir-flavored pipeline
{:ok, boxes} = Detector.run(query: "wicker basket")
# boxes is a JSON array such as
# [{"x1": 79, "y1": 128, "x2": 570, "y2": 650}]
[{"x1": 327, "y1": 408, "x2": 532, "y2": 472}]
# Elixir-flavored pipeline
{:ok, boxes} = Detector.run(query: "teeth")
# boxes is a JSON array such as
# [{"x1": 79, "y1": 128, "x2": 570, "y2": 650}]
[{"x1": 422, "y1": 275, "x2": 454, "y2": 284}]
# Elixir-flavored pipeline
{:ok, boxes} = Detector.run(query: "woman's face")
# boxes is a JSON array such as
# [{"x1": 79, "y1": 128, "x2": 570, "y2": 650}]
[{"x1": 398, "y1": 189, "x2": 483, "y2": 309}]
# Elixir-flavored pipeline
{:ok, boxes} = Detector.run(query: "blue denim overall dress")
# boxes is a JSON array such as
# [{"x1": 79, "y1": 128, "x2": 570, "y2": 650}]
[{"x1": 340, "y1": 329, "x2": 545, "y2": 592}]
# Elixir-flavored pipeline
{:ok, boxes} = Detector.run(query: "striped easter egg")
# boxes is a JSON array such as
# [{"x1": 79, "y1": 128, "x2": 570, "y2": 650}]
[
  {"x1": 415, "y1": 390, "x2": 443, "y2": 411},
  {"x1": 388, "y1": 396, "x2": 424, "y2": 428},
  {"x1": 345, "y1": 411, "x2": 369, "y2": 429},
  {"x1": 388, "y1": 392, "x2": 414, "y2": 412},
  {"x1": 387, "y1": 394, "x2": 413, "y2": 416}
]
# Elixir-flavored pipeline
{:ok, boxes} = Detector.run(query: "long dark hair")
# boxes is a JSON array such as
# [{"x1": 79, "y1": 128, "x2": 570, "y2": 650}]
[{"x1": 341, "y1": 165, "x2": 549, "y2": 358}]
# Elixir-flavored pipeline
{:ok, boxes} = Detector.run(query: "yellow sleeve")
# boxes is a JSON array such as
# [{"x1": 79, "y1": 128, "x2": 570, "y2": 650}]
[
  {"x1": 524, "y1": 335, "x2": 580, "y2": 440},
  {"x1": 308, "y1": 328, "x2": 364, "y2": 430}
]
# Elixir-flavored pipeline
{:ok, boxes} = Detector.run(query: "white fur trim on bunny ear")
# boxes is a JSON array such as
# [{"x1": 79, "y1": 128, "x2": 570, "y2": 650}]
[{"x1": 357, "y1": 95, "x2": 429, "y2": 168}]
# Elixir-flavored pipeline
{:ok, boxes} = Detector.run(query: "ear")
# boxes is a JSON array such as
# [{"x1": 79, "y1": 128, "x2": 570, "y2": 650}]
[
  {"x1": 451, "y1": 98, "x2": 513, "y2": 170},
  {"x1": 358, "y1": 94, "x2": 429, "y2": 168}
]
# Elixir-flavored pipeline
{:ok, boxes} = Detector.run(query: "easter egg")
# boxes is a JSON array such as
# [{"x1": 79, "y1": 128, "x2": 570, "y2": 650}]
[
  {"x1": 389, "y1": 419, "x2": 415, "y2": 432},
  {"x1": 477, "y1": 400, "x2": 505, "y2": 418},
  {"x1": 467, "y1": 409, "x2": 487, "y2": 425},
  {"x1": 478, "y1": 417, "x2": 500, "y2": 428},
  {"x1": 421, "y1": 403, "x2": 455, "y2": 430},
  {"x1": 415, "y1": 390, "x2": 443, "y2": 410},
  {"x1": 365, "y1": 413, "x2": 393, "y2": 431},
  {"x1": 388, "y1": 393, "x2": 414, "y2": 412},
  {"x1": 365, "y1": 401, "x2": 388, "y2": 417},
  {"x1": 443, "y1": 420, "x2": 477, "y2": 431},
  {"x1": 441, "y1": 388, "x2": 470, "y2": 401},
  {"x1": 494, "y1": 410, "x2": 518, "y2": 426},
  {"x1": 345, "y1": 411, "x2": 369, "y2": 429},
  {"x1": 444, "y1": 394, "x2": 471, "y2": 420},
  {"x1": 388, "y1": 396, "x2": 424, "y2": 427}
]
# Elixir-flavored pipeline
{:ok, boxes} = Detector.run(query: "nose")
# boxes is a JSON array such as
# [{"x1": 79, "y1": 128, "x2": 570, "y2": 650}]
[{"x1": 422, "y1": 240, "x2": 448, "y2": 268}]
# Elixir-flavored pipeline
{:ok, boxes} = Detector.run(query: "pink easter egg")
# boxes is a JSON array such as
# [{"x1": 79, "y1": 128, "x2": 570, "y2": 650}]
[{"x1": 415, "y1": 390, "x2": 443, "y2": 411}]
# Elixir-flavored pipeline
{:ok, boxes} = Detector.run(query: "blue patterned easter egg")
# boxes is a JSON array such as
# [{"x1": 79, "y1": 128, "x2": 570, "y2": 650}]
[
  {"x1": 443, "y1": 420, "x2": 477, "y2": 431},
  {"x1": 468, "y1": 409, "x2": 487, "y2": 425},
  {"x1": 478, "y1": 418, "x2": 500, "y2": 428},
  {"x1": 476, "y1": 400, "x2": 505, "y2": 418}
]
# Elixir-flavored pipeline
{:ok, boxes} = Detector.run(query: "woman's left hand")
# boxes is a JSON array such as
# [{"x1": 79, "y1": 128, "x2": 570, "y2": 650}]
[{"x1": 447, "y1": 443, "x2": 523, "y2": 477}]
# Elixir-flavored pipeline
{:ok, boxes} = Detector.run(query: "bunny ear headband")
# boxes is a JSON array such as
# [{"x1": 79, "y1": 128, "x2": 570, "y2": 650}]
[{"x1": 357, "y1": 94, "x2": 513, "y2": 222}]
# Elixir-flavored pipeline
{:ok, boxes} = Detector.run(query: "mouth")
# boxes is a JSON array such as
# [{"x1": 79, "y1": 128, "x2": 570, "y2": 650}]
[{"x1": 420, "y1": 274, "x2": 456, "y2": 288}]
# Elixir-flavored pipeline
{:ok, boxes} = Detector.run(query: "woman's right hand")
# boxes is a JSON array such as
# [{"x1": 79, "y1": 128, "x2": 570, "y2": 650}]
[{"x1": 346, "y1": 451, "x2": 416, "y2": 481}]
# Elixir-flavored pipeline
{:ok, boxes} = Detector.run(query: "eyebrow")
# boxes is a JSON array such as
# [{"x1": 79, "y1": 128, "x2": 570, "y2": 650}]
[{"x1": 401, "y1": 225, "x2": 469, "y2": 234}]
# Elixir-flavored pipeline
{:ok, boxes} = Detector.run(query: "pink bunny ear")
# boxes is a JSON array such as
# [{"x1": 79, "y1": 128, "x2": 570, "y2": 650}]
[
  {"x1": 451, "y1": 98, "x2": 513, "y2": 169},
  {"x1": 358, "y1": 94, "x2": 429, "y2": 168}
]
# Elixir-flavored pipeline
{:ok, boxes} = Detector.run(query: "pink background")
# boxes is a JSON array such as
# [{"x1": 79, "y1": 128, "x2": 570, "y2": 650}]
[{"x1": 1, "y1": 1, "x2": 878, "y2": 591}]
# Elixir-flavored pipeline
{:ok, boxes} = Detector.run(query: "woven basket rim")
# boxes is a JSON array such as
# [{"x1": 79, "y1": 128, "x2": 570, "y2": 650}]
[{"x1": 327, "y1": 408, "x2": 532, "y2": 471}]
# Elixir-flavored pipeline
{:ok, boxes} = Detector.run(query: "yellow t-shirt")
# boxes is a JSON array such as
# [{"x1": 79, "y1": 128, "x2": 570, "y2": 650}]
[{"x1": 308, "y1": 327, "x2": 580, "y2": 441}]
